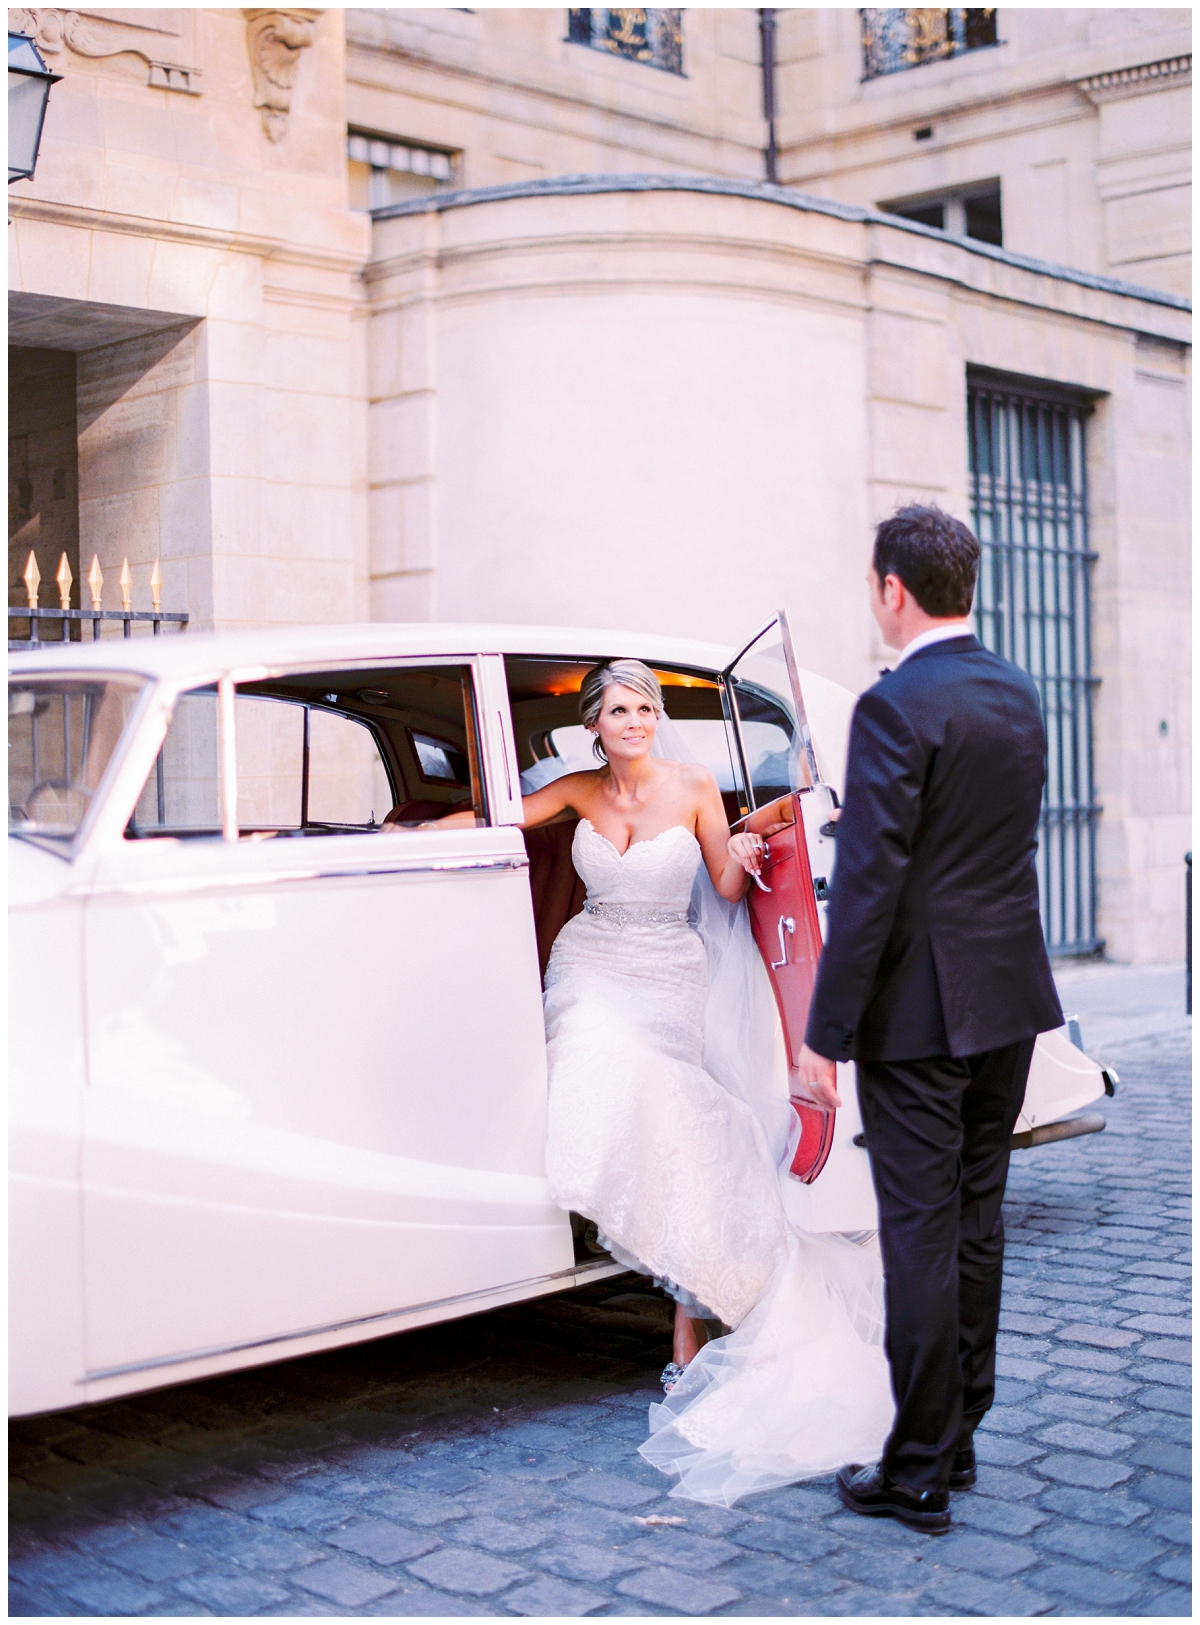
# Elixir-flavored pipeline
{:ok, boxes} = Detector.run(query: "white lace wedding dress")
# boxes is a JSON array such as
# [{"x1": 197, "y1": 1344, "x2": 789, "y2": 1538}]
[{"x1": 544, "y1": 817, "x2": 895, "y2": 1506}]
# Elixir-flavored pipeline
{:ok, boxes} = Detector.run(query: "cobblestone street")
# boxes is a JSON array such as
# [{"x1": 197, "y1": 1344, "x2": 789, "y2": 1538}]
[{"x1": 10, "y1": 976, "x2": 1190, "y2": 1618}]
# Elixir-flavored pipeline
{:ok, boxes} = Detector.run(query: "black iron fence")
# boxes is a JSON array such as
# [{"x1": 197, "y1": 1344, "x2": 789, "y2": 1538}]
[
  {"x1": 968, "y1": 373, "x2": 1101, "y2": 956},
  {"x1": 9, "y1": 607, "x2": 188, "y2": 648},
  {"x1": 9, "y1": 552, "x2": 187, "y2": 650}
]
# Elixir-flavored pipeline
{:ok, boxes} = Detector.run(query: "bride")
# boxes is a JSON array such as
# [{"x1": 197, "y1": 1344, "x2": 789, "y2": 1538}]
[{"x1": 494, "y1": 658, "x2": 892, "y2": 1505}]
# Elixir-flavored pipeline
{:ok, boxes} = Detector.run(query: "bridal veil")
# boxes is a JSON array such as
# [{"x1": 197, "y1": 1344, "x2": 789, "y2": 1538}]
[{"x1": 640, "y1": 712, "x2": 894, "y2": 1506}]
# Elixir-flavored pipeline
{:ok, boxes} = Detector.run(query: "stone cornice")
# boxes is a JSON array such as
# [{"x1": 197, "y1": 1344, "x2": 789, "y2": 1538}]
[
  {"x1": 6, "y1": 196, "x2": 369, "y2": 277},
  {"x1": 1077, "y1": 55, "x2": 1191, "y2": 105},
  {"x1": 371, "y1": 174, "x2": 1192, "y2": 314}
]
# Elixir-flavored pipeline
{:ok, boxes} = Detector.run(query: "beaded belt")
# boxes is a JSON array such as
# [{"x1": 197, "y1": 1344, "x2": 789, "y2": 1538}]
[{"x1": 584, "y1": 900, "x2": 689, "y2": 927}]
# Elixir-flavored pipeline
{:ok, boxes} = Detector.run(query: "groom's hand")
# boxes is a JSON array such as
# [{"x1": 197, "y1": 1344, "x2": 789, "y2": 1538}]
[{"x1": 794, "y1": 1044, "x2": 842, "y2": 1109}]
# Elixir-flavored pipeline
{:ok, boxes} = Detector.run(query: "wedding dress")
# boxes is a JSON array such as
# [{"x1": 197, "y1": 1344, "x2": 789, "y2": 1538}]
[{"x1": 544, "y1": 816, "x2": 895, "y2": 1506}]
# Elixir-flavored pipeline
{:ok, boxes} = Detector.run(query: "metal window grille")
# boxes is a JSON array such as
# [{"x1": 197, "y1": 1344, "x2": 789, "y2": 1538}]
[
  {"x1": 567, "y1": 9, "x2": 684, "y2": 74},
  {"x1": 861, "y1": 9, "x2": 997, "y2": 80},
  {"x1": 968, "y1": 376, "x2": 1101, "y2": 956}
]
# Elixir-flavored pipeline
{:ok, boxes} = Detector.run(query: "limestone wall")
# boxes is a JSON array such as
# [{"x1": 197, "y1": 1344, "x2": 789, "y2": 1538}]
[
  {"x1": 344, "y1": 8, "x2": 768, "y2": 188},
  {"x1": 366, "y1": 183, "x2": 1190, "y2": 962},
  {"x1": 777, "y1": 8, "x2": 1191, "y2": 297},
  {"x1": 7, "y1": 5, "x2": 371, "y2": 631}
]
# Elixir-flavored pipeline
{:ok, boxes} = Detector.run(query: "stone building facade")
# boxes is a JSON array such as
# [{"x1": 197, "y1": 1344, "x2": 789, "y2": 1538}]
[{"x1": 7, "y1": 8, "x2": 1191, "y2": 963}]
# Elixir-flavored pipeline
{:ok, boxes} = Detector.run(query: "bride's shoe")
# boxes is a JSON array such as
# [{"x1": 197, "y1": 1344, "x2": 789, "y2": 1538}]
[{"x1": 660, "y1": 1361, "x2": 686, "y2": 1393}]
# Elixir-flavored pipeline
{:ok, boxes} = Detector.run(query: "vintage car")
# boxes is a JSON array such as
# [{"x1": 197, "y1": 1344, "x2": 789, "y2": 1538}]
[{"x1": 9, "y1": 615, "x2": 1115, "y2": 1417}]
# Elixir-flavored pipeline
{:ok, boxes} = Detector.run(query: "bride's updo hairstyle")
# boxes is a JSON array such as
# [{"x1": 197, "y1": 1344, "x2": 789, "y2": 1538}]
[{"x1": 579, "y1": 659, "x2": 664, "y2": 762}]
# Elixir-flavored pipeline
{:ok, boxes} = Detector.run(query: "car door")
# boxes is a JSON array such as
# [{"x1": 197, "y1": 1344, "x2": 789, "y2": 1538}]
[
  {"x1": 79, "y1": 655, "x2": 571, "y2": 1397},
  {"x1": 721, "y1": 613, "x2": 866, "y2": 1202}
]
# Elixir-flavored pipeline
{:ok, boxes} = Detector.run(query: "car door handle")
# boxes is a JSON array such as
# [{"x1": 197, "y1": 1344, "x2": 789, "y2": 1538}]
[{"x1": 771, "y1": 915, "x2": 795, "y2": 968}]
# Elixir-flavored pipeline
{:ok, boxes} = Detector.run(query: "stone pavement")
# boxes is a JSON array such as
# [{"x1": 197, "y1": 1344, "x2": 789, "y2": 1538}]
[{"x1": 9, "y1": 972, "x2": 1190, "y2": 1618}]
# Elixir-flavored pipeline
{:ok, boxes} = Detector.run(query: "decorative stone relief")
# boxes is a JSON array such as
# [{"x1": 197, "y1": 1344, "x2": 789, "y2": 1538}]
[
  {"x1": 243, "y1": 9, "x2": 322, "y2": 142},
  {"x1": 8, "y1": 8, "x2": 202, "y2": 94}
]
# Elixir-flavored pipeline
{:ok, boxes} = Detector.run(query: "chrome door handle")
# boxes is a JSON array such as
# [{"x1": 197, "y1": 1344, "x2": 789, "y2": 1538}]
[{"x1": 771, "y1": 914, "x2": 795, "y2": 968}]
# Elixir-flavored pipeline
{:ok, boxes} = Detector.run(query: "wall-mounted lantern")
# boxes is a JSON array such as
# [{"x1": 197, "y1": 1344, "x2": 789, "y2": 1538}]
[{"x1": 9, "y1": 32, "x2": 61, "y2": 184}]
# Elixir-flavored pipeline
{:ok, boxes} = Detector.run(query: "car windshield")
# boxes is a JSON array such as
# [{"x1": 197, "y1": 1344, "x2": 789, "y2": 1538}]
[{"x1": 9, "y1": 674, "x2": 147, "y2": 850}]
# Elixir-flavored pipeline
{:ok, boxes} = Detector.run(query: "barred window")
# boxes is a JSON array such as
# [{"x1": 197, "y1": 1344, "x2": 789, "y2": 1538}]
[
  {"x1": 567, "y1": 9, "x2": 684, "y2": 75},
  {"x1": 968, "y1": 372, "x2": 1100, "y2": 956},
  {"x1": 861, "y1": 9, "x2": 998, "y2": 81}
]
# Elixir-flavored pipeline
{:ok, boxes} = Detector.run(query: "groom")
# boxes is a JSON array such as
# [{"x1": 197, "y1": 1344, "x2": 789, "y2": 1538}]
[{"x1": 796, "y1": 503, "x2": 1062, "y2": 1535}]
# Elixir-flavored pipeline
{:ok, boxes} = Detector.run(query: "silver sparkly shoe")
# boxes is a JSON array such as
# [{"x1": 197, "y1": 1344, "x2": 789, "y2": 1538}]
[{"x1": 660, "y1": 1362, "x2": 686, "y2": 1393}]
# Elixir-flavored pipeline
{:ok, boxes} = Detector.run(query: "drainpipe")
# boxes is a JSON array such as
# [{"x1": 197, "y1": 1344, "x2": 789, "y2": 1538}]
[{"x1": 760, "y1": 8, "x2": 778, "y2": 184}]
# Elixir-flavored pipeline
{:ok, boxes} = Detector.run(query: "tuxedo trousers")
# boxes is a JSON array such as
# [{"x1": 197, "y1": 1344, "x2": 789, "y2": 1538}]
[{"x1": 856, "y1": 1038, "x2": 1037, "y2": 1494}]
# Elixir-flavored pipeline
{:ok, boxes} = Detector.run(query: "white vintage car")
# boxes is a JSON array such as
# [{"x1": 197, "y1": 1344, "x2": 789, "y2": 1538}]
[{"x1": 9, "y1": 616, "x2": 1114, "y2": 1418}]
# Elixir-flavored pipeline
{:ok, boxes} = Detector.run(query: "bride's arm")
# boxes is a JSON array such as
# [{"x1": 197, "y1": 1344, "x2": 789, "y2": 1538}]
[
  {"x1": 416, "y1": 772, "x2": 597, "y2": 830},
  {"x1": 691, "y1": 769, "x2": 787, "y2": 902}
]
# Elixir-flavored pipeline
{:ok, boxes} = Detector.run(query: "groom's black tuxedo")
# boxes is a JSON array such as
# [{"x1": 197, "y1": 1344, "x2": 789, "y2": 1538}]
[
  {"x1": 806, "y1": 634, "x2": 1062, "y2": 1062},
  {"x1": 805, "y1": 633, "x2": 1063, "y2": 1496}
]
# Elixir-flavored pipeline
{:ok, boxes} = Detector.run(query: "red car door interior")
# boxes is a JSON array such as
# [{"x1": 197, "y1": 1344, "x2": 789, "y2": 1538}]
[{"x1": 746, "y1": 795, "x2": 835, "y2": 1183}]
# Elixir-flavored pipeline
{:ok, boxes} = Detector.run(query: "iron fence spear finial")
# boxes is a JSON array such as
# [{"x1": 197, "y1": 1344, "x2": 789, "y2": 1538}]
[
  {"x1": 88, "y1": 555, "x2": 104, "y2": 611},
  {"x1": 23, "y1": 552, "x2": 41, "y2": 610},
  {"x1": 119, "y1": 558, "x2": 133, "y2": 613},
  {"x1": 56, "y1": 553, "x2": 73, "y2": 611}
]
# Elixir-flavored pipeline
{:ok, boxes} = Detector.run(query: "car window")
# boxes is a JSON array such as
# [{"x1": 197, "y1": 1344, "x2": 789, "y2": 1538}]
[
  {"x1": 731, "y1": 712, "x2": 799, "y2": 806},
  {"x1": 235, "y1": 696, "x2": 305, "y2": 830},
  {"x1": 308, "y1": 708, "x2": 394, "y2": 827},
  {"x1": 128, "y1": 664, "x2": 485, "y2": 839},
  {"x1": 10, "y1": 674, "x2": 146, "y2": 850},
  {"x1": 130, "y1": 686, "x2": 223, "y2": 837},
  {"x1": 724, "y1": 625, "x2": 808, "y2": 807}
]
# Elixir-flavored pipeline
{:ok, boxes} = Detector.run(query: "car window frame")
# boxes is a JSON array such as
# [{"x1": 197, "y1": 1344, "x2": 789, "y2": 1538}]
[
  {"x1": 112, "y1": 655, "x2": 503, "y2": 846},
  {"x1": 7, "y1": 668, "x2": 156, "y2": 862}
]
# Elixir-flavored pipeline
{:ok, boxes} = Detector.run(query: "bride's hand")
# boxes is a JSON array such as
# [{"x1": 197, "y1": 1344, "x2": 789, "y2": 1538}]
[
  {"x1": 728, "y1": 830, "x2": 768, "y2": 879},
  {"x1": 728, "y1": 821, "x2": 790, "y2": 879}
]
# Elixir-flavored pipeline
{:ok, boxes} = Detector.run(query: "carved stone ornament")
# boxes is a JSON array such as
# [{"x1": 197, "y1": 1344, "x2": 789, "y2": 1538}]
[
  {"x1": 8, "y1": 9, "x2": 203, "y2": 94},
  {"x1": 243, "y1": 9, "x2": 322, "y2": 142}
]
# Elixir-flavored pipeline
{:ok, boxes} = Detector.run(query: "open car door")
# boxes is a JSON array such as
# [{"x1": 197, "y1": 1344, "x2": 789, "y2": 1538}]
[{"x1": 721, "y1": 611, "x2": 840, "y2": 1183}]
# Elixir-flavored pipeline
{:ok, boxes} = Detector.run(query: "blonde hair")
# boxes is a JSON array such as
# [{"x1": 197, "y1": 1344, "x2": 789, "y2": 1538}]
[{"x1": 579, "y1": 659, "x2": 664, "y2": 762}]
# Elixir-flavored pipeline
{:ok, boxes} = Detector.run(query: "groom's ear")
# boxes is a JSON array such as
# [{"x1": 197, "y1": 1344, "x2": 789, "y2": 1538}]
[{"x1": 882, "y1": 572, "x2": 906, "y2": 612}]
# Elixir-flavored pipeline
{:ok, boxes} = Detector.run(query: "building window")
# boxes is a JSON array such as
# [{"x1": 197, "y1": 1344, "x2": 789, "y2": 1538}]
[
  {"x1": 882, "y1": 181, "x2": 1002, "y2": 246},
  {"x1": 566, "y1": 9, "x2": 684, "y2": 75},
  {"x1": 347, "y1": 133, "x2": 455, "y2": 212},
  {"x1": 968, "y1": 373, "x2": 1100, "y2": 956},
  {"x1": 861, "y1": 9, "x2": 998, "y2": 81}
]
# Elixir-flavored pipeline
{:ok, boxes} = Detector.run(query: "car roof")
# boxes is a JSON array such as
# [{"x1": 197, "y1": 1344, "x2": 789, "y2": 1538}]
[{"x1": 8, "y1": 622, "x2": 745, "y2": 681}]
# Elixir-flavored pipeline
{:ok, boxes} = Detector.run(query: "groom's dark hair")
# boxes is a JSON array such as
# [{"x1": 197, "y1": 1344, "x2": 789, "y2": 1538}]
[{"x1": 872, "y1": 504, "x2": 980, "y2": 619}]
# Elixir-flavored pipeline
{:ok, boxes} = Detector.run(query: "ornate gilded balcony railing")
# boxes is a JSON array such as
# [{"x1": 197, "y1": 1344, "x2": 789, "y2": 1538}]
[
  {"x1": 567, "y1": 9, "x2": 684, "y2": 75},
  {"x1": 9, "y1": 551, "x2": 188, "y2": 648},
  {"x1": 861, "y1": 9, "x2": 998, "y2": 80}
]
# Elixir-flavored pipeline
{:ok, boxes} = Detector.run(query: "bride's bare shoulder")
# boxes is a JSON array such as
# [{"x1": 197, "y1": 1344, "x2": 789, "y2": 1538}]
[
  {"x1": 666, "y1": 760, "x2": 720, "y2": 797},
  {"x1": 555, "y1": 768, "x2": 607, "y2": 804}
]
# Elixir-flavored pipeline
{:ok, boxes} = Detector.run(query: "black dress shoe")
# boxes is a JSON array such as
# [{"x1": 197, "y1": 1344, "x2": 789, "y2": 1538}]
[
  {"x1": 949, "y1": 1443, "x2": 977, "y2": 1490},
  {"x1": 836, "y1": 1463, "x2": 951, "y2": 1534}
]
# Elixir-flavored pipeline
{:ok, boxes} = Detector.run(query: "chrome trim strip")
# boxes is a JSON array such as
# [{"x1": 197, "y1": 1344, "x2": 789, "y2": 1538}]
[
  {"x1": 81, "y1": 1257, "x2": 622, "y2": 1384},
  {"x1": 74, "y1": 853, "x2": 528, "y2": 899}
]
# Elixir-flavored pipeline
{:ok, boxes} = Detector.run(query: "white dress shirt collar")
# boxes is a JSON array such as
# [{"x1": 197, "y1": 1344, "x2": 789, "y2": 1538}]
[{"x1": 894, "y1": 621, "x2": 974, "y2": 667}]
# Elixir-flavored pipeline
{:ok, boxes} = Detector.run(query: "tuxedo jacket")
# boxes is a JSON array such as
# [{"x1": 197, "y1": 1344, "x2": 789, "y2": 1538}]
[{"x1": 804, "y1": 634, "x2": 1063, "y2": 1063}]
